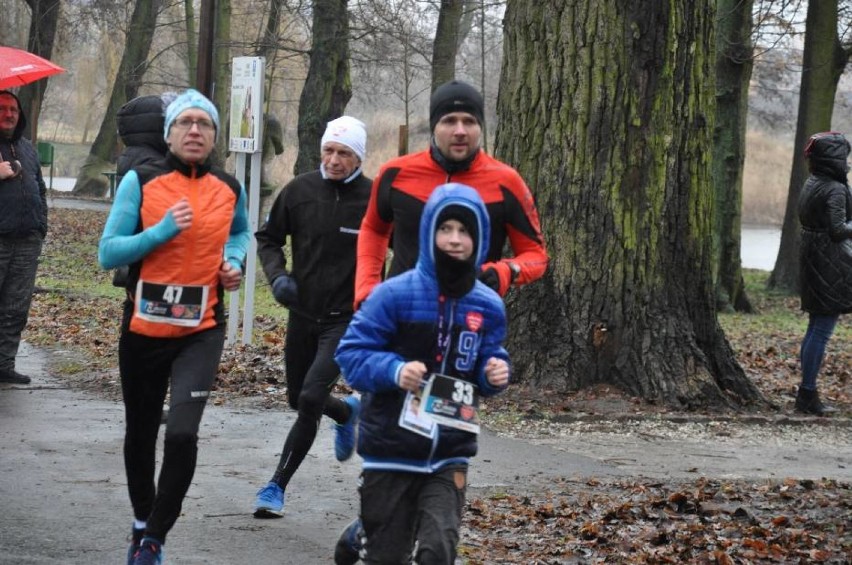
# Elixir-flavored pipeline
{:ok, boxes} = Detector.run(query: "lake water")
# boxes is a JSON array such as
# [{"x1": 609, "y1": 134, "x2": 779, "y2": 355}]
[{"x1": 48, "y1": 177, "x2": 781, "y2": 271}]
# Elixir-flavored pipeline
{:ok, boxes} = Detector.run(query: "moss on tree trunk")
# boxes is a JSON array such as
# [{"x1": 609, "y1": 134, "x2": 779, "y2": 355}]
[{"x1": 496, "y1": 0, "x2": 764, "y2": 410}]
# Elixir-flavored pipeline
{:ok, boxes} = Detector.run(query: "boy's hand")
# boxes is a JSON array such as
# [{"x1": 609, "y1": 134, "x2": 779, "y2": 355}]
[
  {"x1": 485, "y1": 358, "x2": 509, "y2": 387},
  {"x1": 398, "y1": 361, "x2": 427, "y2": 392}
]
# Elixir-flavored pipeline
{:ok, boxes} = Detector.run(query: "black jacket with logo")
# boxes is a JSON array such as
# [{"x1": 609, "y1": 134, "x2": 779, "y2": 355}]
[{"x1": 256, "y1": 169, "x2": 371, "y2": 321}]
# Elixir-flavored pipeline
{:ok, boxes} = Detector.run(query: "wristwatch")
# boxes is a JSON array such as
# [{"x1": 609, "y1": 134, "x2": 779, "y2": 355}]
[{"x1": 508, "y1": 262, "x2": 521, "y2": 284}]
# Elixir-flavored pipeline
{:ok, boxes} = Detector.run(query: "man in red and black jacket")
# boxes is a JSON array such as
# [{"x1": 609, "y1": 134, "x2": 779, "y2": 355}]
[{"x1": 354, "y1": 80, "x2": 548, "y2": 308}]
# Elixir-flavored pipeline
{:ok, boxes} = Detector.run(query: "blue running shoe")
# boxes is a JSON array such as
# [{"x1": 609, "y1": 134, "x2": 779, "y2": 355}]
[
  {"x1": 334, "y1": 396, "x2": 360, "y2": 462},
  {"x1": 253, "y1": 481, "x2": 285, "y2": 518},
  {"x1": 126, "y1": 527, "x2": 145, "y2": 565},
  {"x1": 131, "y1": 537, "x2": 163, "y2": 565},
  {"x1": 334, "y1": 518, "x2": 364, "y2": 565}
]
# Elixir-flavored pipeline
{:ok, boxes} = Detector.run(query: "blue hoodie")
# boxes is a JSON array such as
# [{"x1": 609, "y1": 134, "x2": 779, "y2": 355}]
[{"x1": 335, "y1": 183, "x2": 509, "y2": 474}]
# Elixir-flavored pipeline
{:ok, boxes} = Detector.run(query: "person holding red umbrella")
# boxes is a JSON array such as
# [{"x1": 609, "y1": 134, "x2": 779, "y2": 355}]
[{"x1": 0, "y1": 89, "x2": 48, "y2": 385}]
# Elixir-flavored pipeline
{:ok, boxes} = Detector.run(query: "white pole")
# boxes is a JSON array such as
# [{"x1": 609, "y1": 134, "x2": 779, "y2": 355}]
[
  {"x1": 227, "y1": 152, "x2": 247, "y2": 347},
  {"x1": 242, "y1": 151, "x2": 263, "y2": 344}
]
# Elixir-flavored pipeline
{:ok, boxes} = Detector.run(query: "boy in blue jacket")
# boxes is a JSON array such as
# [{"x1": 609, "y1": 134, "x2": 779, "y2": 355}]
[{"x1": 335, "y1": 183, "x2": 510, "y2": 564}]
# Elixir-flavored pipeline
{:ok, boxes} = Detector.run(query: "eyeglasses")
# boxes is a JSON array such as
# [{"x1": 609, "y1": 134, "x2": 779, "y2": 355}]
[{"x1": 172, "y1": 117, "x2": 215, "y2": 132}]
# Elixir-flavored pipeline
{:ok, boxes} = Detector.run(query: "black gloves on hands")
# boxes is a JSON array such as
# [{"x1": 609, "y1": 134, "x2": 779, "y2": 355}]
[
  {"x1": 271, "y1": 274, "x2": 298, "y2": 307},
  {"x1": 478, "y1": 267, "x2": 500, "y2": 293}
]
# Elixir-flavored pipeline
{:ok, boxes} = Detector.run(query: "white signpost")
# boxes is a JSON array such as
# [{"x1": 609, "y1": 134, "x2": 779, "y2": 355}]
[{"x1": 227, "y1": 56, "x2": 265, "y2": 346}]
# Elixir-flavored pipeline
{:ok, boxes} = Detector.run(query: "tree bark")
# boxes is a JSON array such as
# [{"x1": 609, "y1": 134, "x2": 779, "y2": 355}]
[
  {"x1": 73, "y1": 0, "x2": 161, "y2": 196},
  {"x1": 712, "y1": 0, "x2": 754, "y2": 313},
  {"x1": 293, "y1": 0, "x2": 352, "y2": 176},
  {"x1": 495, "y1": 0, "x2": 764, "y2": 409},
  {"x1": 18, "y1": 0, "x2": 61, "y2": 142},
  {"x1": 769, "y1": 0, "x2": 848, "y2": 293},
  {"x1": 212, "y1": 0, "x2": 232, "y2": 162},
  {"x1": 431, "y1": 0, "x2": 464, "y2": 91}
]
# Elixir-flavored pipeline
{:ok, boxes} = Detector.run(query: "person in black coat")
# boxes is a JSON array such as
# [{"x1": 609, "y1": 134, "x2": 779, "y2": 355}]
[
  {"x1": 116, "y1": 93, "x2": 177, "y2": 182},
  {"x1": 252, "y1": 116, "x2": 371, "y2": 518},
  {"x1": 796, "y1": 131, "x2": 852, "y2": 415},
  {"x1": 0, "y1": 90, "x2": 48, "y2": 384}
]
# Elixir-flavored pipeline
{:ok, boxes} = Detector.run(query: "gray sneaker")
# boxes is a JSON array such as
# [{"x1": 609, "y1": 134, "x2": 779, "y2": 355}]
[{"x1": 0, "y1": 369, "x2": 31, "y2": 384}]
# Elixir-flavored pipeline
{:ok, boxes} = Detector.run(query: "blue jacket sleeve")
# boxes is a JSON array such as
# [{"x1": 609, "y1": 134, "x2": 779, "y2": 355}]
[
  {"x1": 335, "y1": 283, "x2": 406, "y2": 393},
  {"x1": 224, "y1": 186, "x2": 251, "y2": 272},
  {"x1": 474, "y1": 296, "x2": 510, "y2": 397},
  {"x1": 97, "y1": 171, "x2": 180, "y2": 269}
]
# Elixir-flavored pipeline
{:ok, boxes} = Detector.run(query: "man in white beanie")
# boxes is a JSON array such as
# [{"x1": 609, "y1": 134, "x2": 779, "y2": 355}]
[{"x1": 252, "y1": 116, "x2": 371, "y2": 518}]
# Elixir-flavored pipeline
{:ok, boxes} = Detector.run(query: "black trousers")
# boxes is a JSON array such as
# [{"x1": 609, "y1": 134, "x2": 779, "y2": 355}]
[
  {"x1": 359, "y1": 465, "x2": 468, "y2": 565},
  {"x1": 120, "y1": 326, "x2": 225, "y2": 542},
  {"x1": 270, "y1": 314, "x2": 350, "y2": 488}
]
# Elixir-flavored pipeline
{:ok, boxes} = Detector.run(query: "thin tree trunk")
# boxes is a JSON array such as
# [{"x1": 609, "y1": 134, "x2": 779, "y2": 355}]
[
  {"x1": 431, "y1": 0, "x2": 464, "y2": 91},
  {"x1": 185, "y1": 0, "x2": 198, "y2": 84},
  {"x1": 713, "y1": 0, "x2": 754, "y2": 313},
  {"x1": 496, "y1": 0, "x2": 764, "y2": 410},
  {"x1": 73, "y1": 0, "x2": 160, "y2": 196},
  {"x1": 18, "y1": 0, "x2": 61, "y2": 142},
  {"x1": 769, "y1": 0, "x2": 848, "y2": 293}
]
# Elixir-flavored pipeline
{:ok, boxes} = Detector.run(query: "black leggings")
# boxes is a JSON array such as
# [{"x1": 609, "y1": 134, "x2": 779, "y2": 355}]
[
  {"x1": 270, "y1": 315, "x2": 350, "y2": 489},
  {"x1": 120, "y1": 326, "x2": 225, "y2": 542}
]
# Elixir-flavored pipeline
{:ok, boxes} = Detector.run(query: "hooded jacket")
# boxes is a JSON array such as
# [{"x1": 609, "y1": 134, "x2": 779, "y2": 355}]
[
  {"x1": 0, "y1": 90, "x2": 47, "y2": 238},
  {"x1": 336, "y1": 183, "x2": 509, "y2": 474},
  {"x1": 116, "y1": 94, "x2": 170, "y2": 181},
  {"x1": 798, "y1": 132, "x2": 852, "y2": 314}
]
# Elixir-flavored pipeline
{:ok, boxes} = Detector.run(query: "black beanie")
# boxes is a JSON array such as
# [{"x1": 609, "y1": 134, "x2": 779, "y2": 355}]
[
  {"x1": 436, "y1": 205, "x2": 479, "y2": 251},
  {"x1": 429, "y1": 80, "x2": 485, "y2": 132}
]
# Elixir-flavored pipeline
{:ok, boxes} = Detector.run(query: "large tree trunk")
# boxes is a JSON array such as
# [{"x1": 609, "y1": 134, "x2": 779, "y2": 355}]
[
  {"x1": 18, "y1": 0, "x2": 61, "y2": 142},
  {"x1": 293, "y1": 0, "x2": 352, "y2": 176},
  {"x1": 768, "y1": 0, "x2": 848, "y2": 293},
  {"x1": 73, "y1": 0, "x2": 160, "y2": 196},
  {"x1": 496, "y1": 0, "x2": 764, "y2": 410},
  {"x1": 712, "y1": 0, "x2": 754, "y2": 313},
  {"x1": 431, "y1": 0, "x2": 464, "y2": 91}
]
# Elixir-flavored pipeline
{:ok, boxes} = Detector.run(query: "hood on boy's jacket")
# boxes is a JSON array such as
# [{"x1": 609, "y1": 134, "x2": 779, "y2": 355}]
[
  {"x1": 417, "y1": 183, "x2": 490, "y2": 277},
  {"x1": 0, "y1": 90, "x2": 26, "y2": 142}
]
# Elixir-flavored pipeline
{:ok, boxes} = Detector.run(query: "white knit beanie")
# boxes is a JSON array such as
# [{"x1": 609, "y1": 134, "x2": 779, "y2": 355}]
[{"x1": 320, "y1": 116, "x2": 367, "y2": 162}]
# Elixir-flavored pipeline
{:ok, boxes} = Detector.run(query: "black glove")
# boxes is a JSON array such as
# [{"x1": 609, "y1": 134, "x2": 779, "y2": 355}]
[
  {"x1": 478, "y1": 267, "x2": 500, "y2": 292},
  {"x1": 271, "y1": 274, "x2": 298, "y2": 307}
]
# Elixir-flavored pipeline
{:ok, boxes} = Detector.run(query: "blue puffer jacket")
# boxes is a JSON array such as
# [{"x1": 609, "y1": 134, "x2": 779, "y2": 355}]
[
  {"x1": 0, "y1": 90, "x2": 47, "y2": 238},
  {"x1": 335, "y1": 183, "x2": 509, "y2": 474}
]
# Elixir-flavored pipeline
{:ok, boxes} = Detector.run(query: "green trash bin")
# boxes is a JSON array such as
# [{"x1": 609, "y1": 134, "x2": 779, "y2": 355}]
[{"x1": 36, "y1": 141, "x2": 55, "y2": 190}]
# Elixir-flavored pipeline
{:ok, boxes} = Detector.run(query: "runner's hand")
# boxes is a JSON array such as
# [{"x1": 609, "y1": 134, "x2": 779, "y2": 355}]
[
  {"x1": 398, "y1": 361, "x2": 427, "y2": 392},
  {"x1": 169, "y1": 198, "x2": 193, "y2": 230},
  {"x1": 219, "y1": 261, "x2": 242, "y2": 291},
  {"x1": 485, "y1": 357, "x2": 509, "y2": 387}
]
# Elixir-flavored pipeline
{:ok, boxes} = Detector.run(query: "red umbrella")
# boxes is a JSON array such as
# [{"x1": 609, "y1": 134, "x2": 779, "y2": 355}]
[{"x1": 0, "y1": 46, "x2": 65, "y2": 89}]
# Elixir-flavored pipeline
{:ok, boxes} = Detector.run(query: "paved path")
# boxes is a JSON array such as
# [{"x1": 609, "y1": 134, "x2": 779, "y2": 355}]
[{"x1": 0, "y1": 343, "x2": 620, "y2": 564}]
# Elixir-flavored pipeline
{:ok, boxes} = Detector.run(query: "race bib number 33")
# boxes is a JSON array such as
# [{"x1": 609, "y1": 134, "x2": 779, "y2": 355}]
[
  {"x1": 422, "y1": 373, "x2": 480, "y2": 434},
  {"x1": 135, "y1": 280, "x2": 207, "y2": 327}
]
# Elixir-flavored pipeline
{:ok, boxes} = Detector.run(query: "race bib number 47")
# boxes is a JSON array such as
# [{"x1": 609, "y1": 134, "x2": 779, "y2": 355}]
[
  {"x1": 135, "y1": 280, "x2": 207, "y2": 327},
  {"x1": 422, "y1": 373, "x2": 480, "y2": 434}
]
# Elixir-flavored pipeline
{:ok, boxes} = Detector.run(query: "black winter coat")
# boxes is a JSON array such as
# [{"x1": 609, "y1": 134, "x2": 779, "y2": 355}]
[
  {"x1": 116, "y1": 95, "x2": 169, "y2": 182},
  {"x1": 798, "y1": 137, "x2": 852, "y2": 315},
  {"x1": 0, "y1": 91, "x2": 47, "y2": 238}
]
